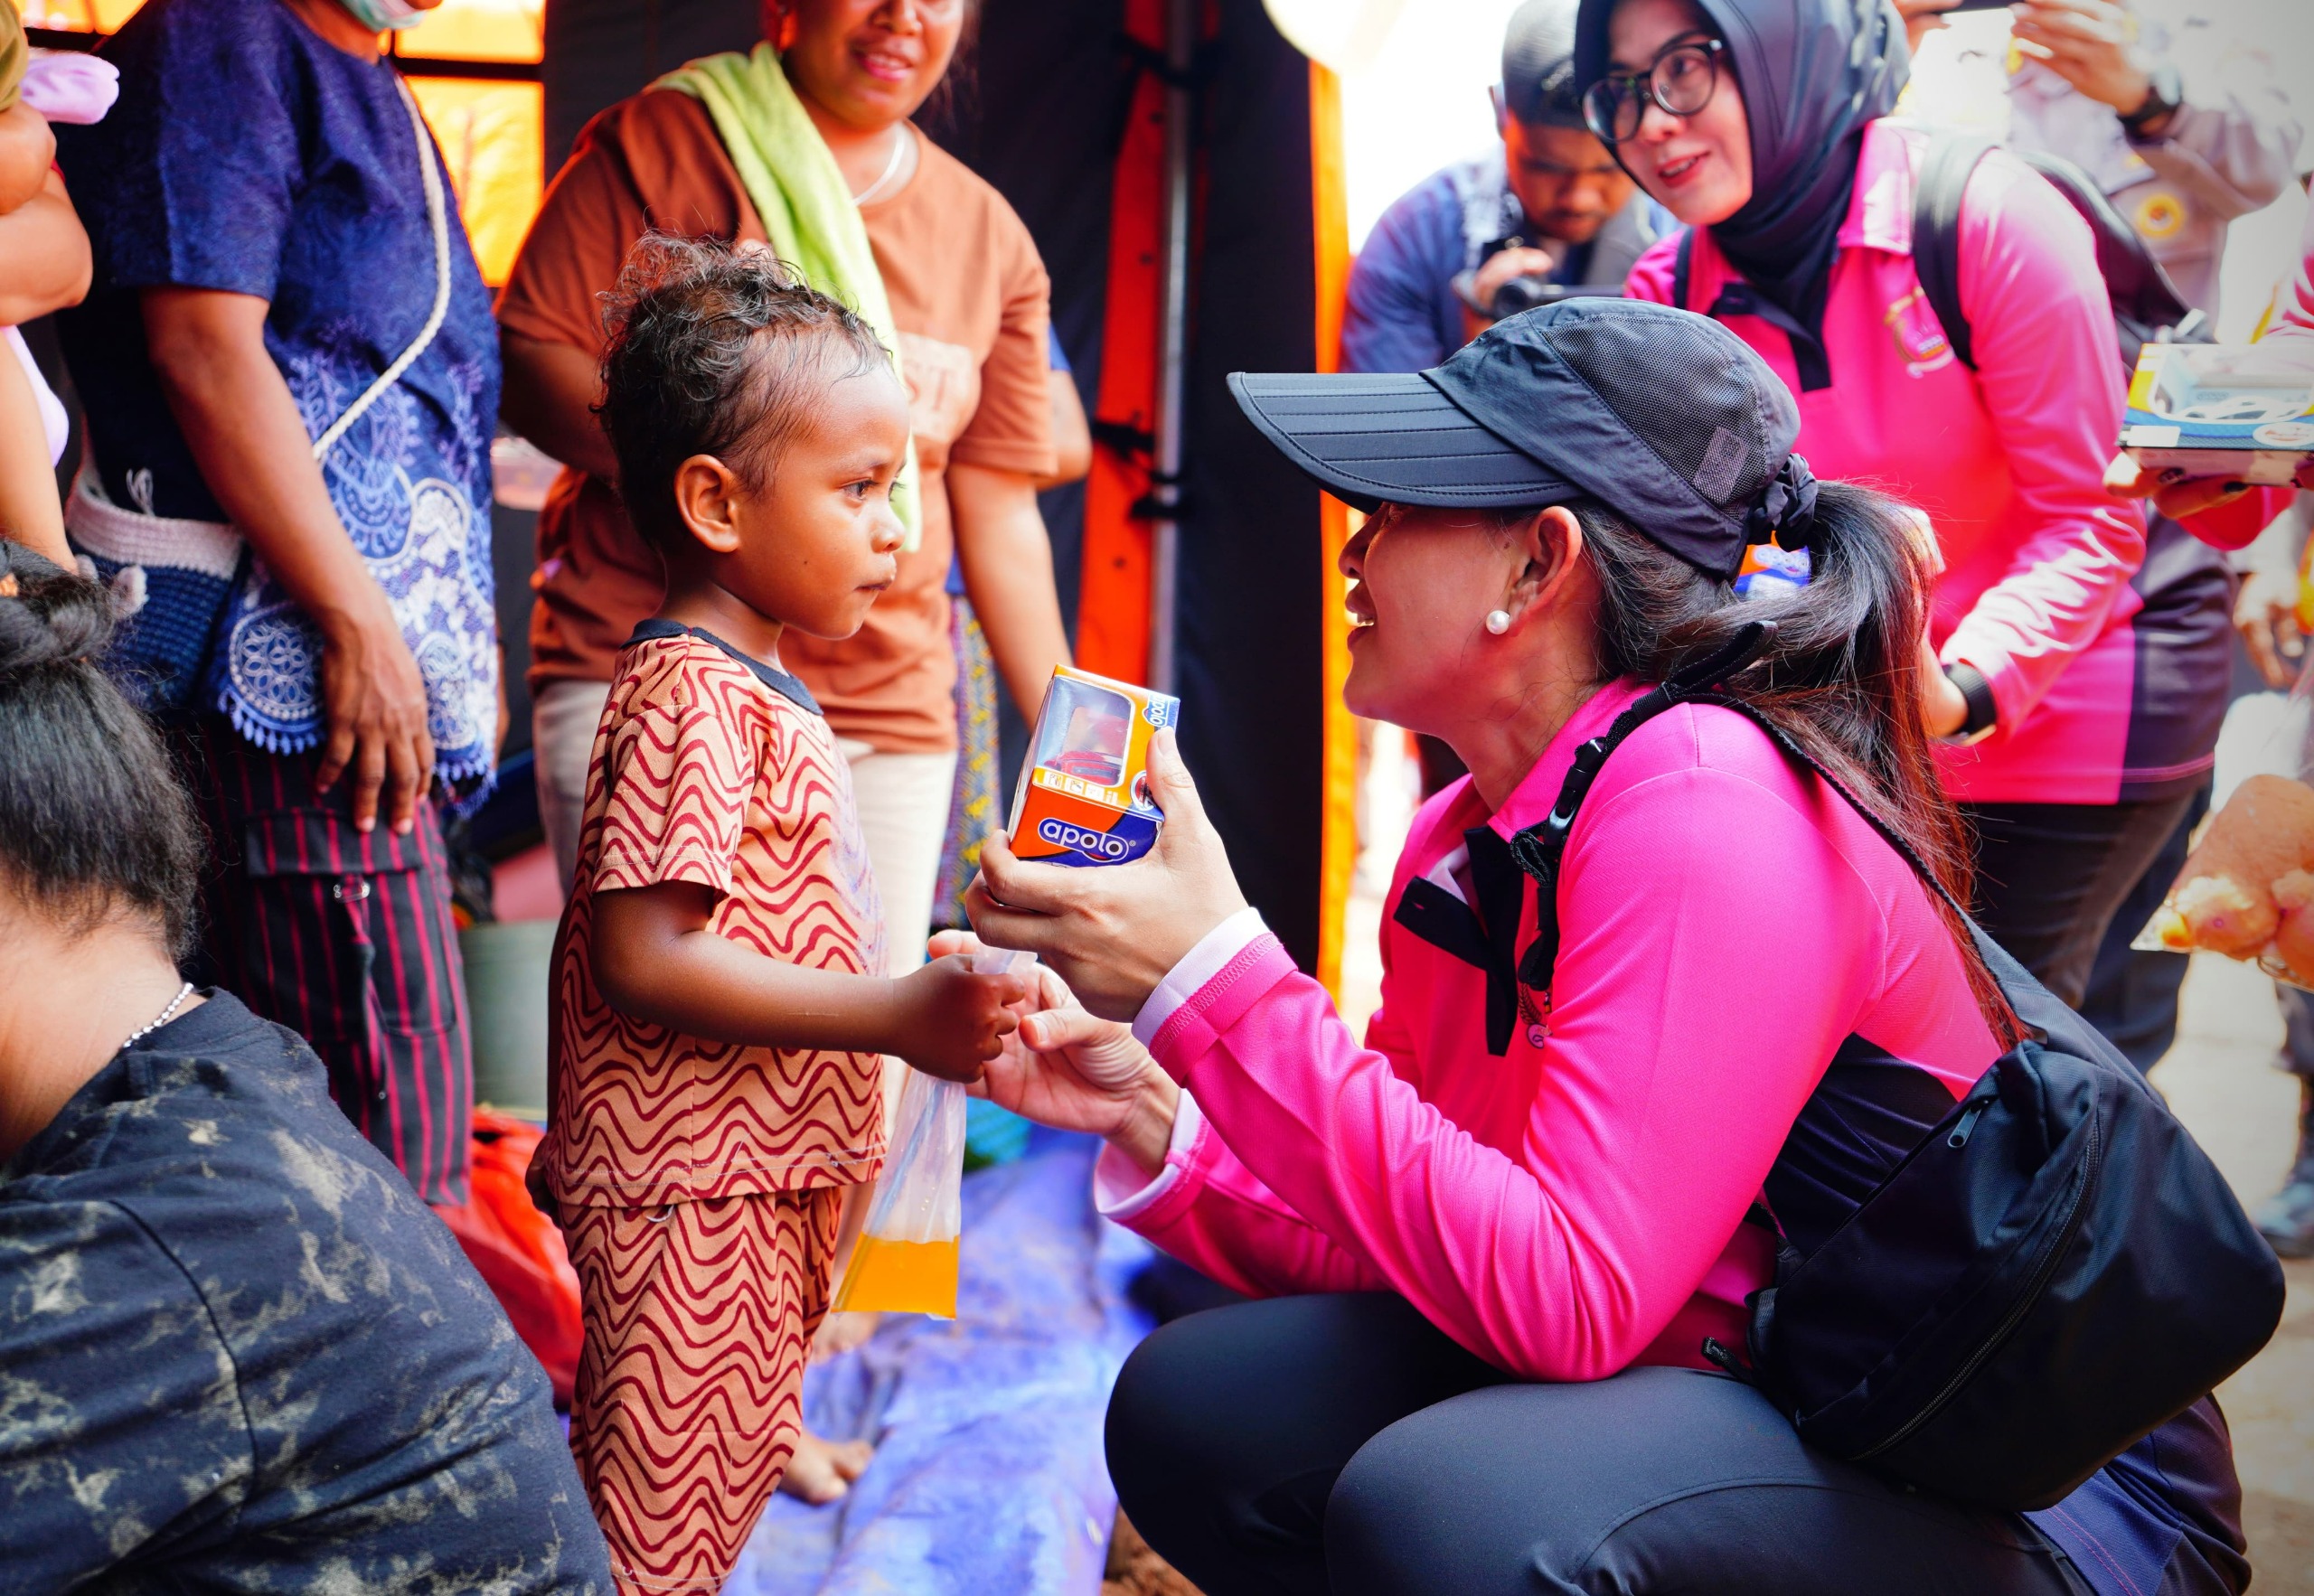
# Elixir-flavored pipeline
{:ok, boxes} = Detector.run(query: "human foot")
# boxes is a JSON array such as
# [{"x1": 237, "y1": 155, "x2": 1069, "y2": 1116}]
[{"x1": 779, "y1": 1428, "x2": 874, "y2": 1505}]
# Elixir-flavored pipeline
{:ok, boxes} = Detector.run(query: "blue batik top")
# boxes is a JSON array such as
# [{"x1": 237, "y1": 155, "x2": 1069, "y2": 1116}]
[
  {"x1": 0, "y1": 992, "x2": 613, "y2": 1591},
  {"x1": 56, "y1": 0, "x2": 502, "y2": 786}
]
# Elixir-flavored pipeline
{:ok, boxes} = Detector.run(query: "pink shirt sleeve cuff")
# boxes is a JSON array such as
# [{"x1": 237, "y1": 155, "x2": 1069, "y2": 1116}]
[
  {"x1": 1092, "y1": 1089, "x2": 1206, "y2": 1222},
  {"x1": 1131, "y1": 907, "x2": 1270, "y2": 1048}
]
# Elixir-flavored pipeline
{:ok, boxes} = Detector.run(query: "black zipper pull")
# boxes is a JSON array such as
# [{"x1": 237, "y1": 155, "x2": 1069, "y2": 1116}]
[
  {"x1": 1946, "y1": 1100, "x2": 1990, "y2": 1150},
  {"x1": 1700, "y1": 1338, "x2": 1757, "y2": 1383}
]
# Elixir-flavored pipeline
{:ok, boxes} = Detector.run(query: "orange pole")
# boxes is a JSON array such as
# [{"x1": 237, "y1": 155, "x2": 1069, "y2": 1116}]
[
  {"x1": 1075, "y1": 0, "x2": 1169, "y2": 684},
  {"x1": 1310, "y1": 59, "x2": 1356, "y2": 1002}
]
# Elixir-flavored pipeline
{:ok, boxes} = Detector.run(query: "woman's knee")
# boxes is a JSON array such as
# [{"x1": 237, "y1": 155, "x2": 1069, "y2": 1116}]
[
  {"x1": 1105, "y1": 1303, "x2": 1309, "y2": 1592},
  {"x1": 1105, "y1": 1307, "x2": 1229, "y2": 1508},
  {"x1": 1107, "y1": 1293, "x2": 1493, "y2": 1582},
  {"x1": 1109, "y1": 1297, "x2": 1341, "y2": 1488},
  {"x1": 1325, "y1": 1369, "x2": 1800, "y2": 1596},
  {"x1": 1326, "y1": 1390, "x2": 1524, "y2": 1596},
  {"x1": 1327, "y1": 1370, "x2": 2075, "y2": 1596}
]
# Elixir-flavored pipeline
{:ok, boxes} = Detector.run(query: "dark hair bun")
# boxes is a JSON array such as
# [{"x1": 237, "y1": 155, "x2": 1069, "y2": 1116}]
[
  {"x1": 0, "y1": 536, "x2": 202, "y2": 957},
  {"x1": 0, "y1": 540, "x2": 113, "y2": 680}
]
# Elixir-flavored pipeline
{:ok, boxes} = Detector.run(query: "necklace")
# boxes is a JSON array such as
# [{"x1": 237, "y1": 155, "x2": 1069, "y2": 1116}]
[
  {"x1": 851, "y1": 126, "x2": 913, "y2": 207},
  {"x1": 121, "y1": 982, "x2": 196, "y2": 1054}
]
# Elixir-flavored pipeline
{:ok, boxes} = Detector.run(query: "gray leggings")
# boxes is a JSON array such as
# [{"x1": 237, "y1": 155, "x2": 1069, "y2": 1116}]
[{"x1": 1107, "y1": 1292, "x2": 2093, "y2": 1596}]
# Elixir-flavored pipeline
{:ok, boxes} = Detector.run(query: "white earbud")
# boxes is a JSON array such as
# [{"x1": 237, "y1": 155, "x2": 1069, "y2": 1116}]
[{"x1": 1484, "y1": 609, "x2": 1512, "y2": 635}]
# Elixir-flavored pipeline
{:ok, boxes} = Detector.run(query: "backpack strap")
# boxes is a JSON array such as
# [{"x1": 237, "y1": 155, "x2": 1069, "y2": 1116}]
[
  {"x1": 1508, "y1": 622, "x2": 2019, "y2": 1039},
  {"x1": 1506, "y1": 622, "x2": 1780, "y2": 991},
  {"x1": 1911, "y1": 133, "x2": 1996, "y2": 374},
  {"x1": 2008, "y1": 146, "x2": 2204, "y2": 373},
  {"x1": 1671, "y1": 227, "x2": 1697, "y2": 314},
  {"x1": 1679, "y1": 696, "x2": 2030, "y2": 1045}
]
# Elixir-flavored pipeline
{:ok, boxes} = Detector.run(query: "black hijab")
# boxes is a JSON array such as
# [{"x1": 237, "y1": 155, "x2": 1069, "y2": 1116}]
[{"x1": 1576, "y1": 0, "x2": 1907, "y2": 359}]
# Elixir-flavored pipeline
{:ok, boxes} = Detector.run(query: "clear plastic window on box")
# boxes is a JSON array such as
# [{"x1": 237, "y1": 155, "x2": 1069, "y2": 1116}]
[{"x1": 1031, "y1": 677, "x2": 1134, "y2": 790}]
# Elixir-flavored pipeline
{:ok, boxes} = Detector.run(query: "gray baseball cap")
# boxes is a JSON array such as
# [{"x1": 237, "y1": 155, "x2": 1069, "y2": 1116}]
[
  {"x1": 1501, "y1": 0, "x2": 1588, "y2": 128},
  {"x1": 1227, "y1": 297, "x2": 1818, "y2": 578}
]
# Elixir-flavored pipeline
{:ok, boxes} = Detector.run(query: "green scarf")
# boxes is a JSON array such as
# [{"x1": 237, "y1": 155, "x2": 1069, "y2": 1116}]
[
  {"x1": 0, "y1": 7, "x2": 24, "y2": 114},
  {"x1": 654, "y1": 42, "x2": 920, "y2": 546}
]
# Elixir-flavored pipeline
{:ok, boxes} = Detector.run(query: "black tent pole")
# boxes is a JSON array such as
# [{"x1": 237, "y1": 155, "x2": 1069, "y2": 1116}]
[{"x1": 1147, "y1": 0, "x2": 1197, "y2": 694}]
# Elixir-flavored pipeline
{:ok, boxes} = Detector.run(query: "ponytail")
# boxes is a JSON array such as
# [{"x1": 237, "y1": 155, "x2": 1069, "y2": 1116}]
[{"x1": 1564, "y1": 486, "x2": 2022, "y2": 1045}]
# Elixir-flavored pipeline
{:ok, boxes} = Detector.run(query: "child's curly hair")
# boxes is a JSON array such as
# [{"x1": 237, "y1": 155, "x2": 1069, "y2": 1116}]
[{"x1": 595, "y1": 234, "x2": 891, "y2": 549}]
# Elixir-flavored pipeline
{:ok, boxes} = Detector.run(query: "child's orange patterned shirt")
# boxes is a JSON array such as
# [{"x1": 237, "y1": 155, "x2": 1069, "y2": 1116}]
[{"x1": 550, "y1": 622, "x2": 888, "y2": 1207}]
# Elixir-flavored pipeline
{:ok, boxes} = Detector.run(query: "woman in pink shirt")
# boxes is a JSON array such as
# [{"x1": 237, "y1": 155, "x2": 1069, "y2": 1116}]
[
  {"x1": 1579, "y1": 0, "x2": 2231, "y2": 1018},
  {"x1": 955, "y1": 302, "x2": 2246, "y2": 1595}
]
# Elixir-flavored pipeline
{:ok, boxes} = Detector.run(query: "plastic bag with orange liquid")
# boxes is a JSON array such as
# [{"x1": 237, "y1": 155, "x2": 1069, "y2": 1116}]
[
  {"x1": 832, "y1": 1069, "x2": 964, "y2": 1316},
  {"x1": 832, "y1": 950, "x2": 1030, "y2": 1318}
]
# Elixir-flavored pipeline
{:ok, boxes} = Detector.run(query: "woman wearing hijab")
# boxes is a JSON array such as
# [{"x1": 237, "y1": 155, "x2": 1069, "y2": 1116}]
[
  {"x1": 1577, "y1": 0, "x2": 2230, "y2": 1016},
  {"x1": 947, "y1": 300, "x2": 2249, "y2": 1596}
]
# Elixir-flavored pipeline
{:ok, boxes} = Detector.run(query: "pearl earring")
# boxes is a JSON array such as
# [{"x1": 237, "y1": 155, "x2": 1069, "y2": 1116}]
[{"x1": 1485, "y1": 609, "x2": 1511, "y2": 635}]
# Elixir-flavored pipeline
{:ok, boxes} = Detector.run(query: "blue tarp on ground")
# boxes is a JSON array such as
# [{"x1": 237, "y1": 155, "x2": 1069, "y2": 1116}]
[{"x1": 730, "y1": 1133, "x2": 1155, "y2": 1596}]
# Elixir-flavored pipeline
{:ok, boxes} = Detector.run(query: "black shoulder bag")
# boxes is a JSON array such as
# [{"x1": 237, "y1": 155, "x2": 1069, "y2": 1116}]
[{"x1": 1506, "y1": 624, "x2": 2283, "y2": 1511}]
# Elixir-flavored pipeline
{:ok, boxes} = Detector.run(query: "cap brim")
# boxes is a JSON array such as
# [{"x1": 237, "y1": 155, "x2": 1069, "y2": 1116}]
[{"x1": 1228, "y1": 371, "x2": 1577, "y2": 515}]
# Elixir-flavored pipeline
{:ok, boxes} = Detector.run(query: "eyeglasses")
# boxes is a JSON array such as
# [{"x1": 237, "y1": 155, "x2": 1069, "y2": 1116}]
[{"x1": 1582, "y1": 38, "x2": 1726, "y2": 145}]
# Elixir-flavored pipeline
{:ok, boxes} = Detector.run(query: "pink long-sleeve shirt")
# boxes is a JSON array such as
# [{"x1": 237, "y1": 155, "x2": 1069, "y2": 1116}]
[
  {"x1": 1628, "y1": 120, "x2": 2162, "y2": 804},
  {"x1": 1098, "y1": 682, "x2": 2000, "y2": 1382}
]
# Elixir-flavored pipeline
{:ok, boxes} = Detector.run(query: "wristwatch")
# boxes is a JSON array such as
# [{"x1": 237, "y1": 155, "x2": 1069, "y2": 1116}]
[
  {"x1": 2121, "y1": 62, "x2": 2183, "y2": 138},
  {"x1": 1941, "y1": 663, "x2": 1999, "y2": 746}
]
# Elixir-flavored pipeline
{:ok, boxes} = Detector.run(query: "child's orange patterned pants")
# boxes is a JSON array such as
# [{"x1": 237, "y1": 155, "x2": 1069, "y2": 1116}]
[{"x1": 564, "y1": 1189, "x2": 843, "y2": 1593}]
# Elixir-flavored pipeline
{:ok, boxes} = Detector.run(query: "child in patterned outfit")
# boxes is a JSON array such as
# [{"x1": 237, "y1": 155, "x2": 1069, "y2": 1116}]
[{"x1": 539, "y1": 236, "x2": 1030, "y2": 1594}]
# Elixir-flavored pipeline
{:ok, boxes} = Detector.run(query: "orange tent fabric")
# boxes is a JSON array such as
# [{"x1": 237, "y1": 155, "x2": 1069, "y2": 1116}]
[{"x1": 433, "y1": 1110, "x2": 583, "y2": 1406}]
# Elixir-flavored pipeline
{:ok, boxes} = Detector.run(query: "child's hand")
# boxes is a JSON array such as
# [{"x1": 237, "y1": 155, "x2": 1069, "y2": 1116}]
[
  {"x1": 930, "y1": 931, "x2": 1174, "y2": 1157},
  {"x1": 886, "y1": 953, "x2": 1030, "y2": 1083}
]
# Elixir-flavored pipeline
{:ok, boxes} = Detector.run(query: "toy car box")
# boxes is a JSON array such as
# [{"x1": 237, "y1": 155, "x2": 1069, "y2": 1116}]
[
  {"x1": 1008, "y1": 667, "x2": 1180, "y2": 867},
  {"x1": 2120, "y1": 341, "x2": 2314, "y2": 487}
]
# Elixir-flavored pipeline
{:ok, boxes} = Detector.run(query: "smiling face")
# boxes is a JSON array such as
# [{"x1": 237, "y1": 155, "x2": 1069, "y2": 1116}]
[
  {"x1": 1504, "y1": 118, "x2": 1638, "y2": 247},
  {"x1": 1606, "y1": 0, "x2": 1753, "y2": 228},
  {"x1": 770, "y1": 0, "x2": 966, "y2": 133},
  {"x1": 1338, "y1": 502, "x2": 1527, "y2": 733},
  {"x1": 708, "y1": 358, "x2": 912, "y2": 642}
]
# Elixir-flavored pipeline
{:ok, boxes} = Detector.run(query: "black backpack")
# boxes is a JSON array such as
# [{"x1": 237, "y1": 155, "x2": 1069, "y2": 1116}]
[
  {"x1": 1669, "y1": 131, "x2": 2211, "y2": 379},
  {"x1": 1909, "y1": 131, "x2": 2211, "y2": 377},
  {"x1": 1506, "y1": 624, "x2": 2283, "y2": 1511}
]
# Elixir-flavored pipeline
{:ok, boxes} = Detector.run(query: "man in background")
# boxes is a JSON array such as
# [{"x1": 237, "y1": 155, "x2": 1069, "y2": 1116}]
[
  {"x1": 1901, "y1": 0, "x2": 2300, "y2": 322},
  {"x1": 2002, "y1": 0, "x2": 2300, "y2": 320},
  {"x1": 1340, "y1": 0, "x2": 1660, "y2": 378}
]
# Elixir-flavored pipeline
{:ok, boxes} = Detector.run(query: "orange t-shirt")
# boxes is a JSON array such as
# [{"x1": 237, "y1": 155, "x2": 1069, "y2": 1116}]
[
  {"x1": 549, "y1": 624, "x2": 889, "y2": 1208},
  {"x1": 497, "y1": 89, "x2": 1057, "y2": 753}
]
